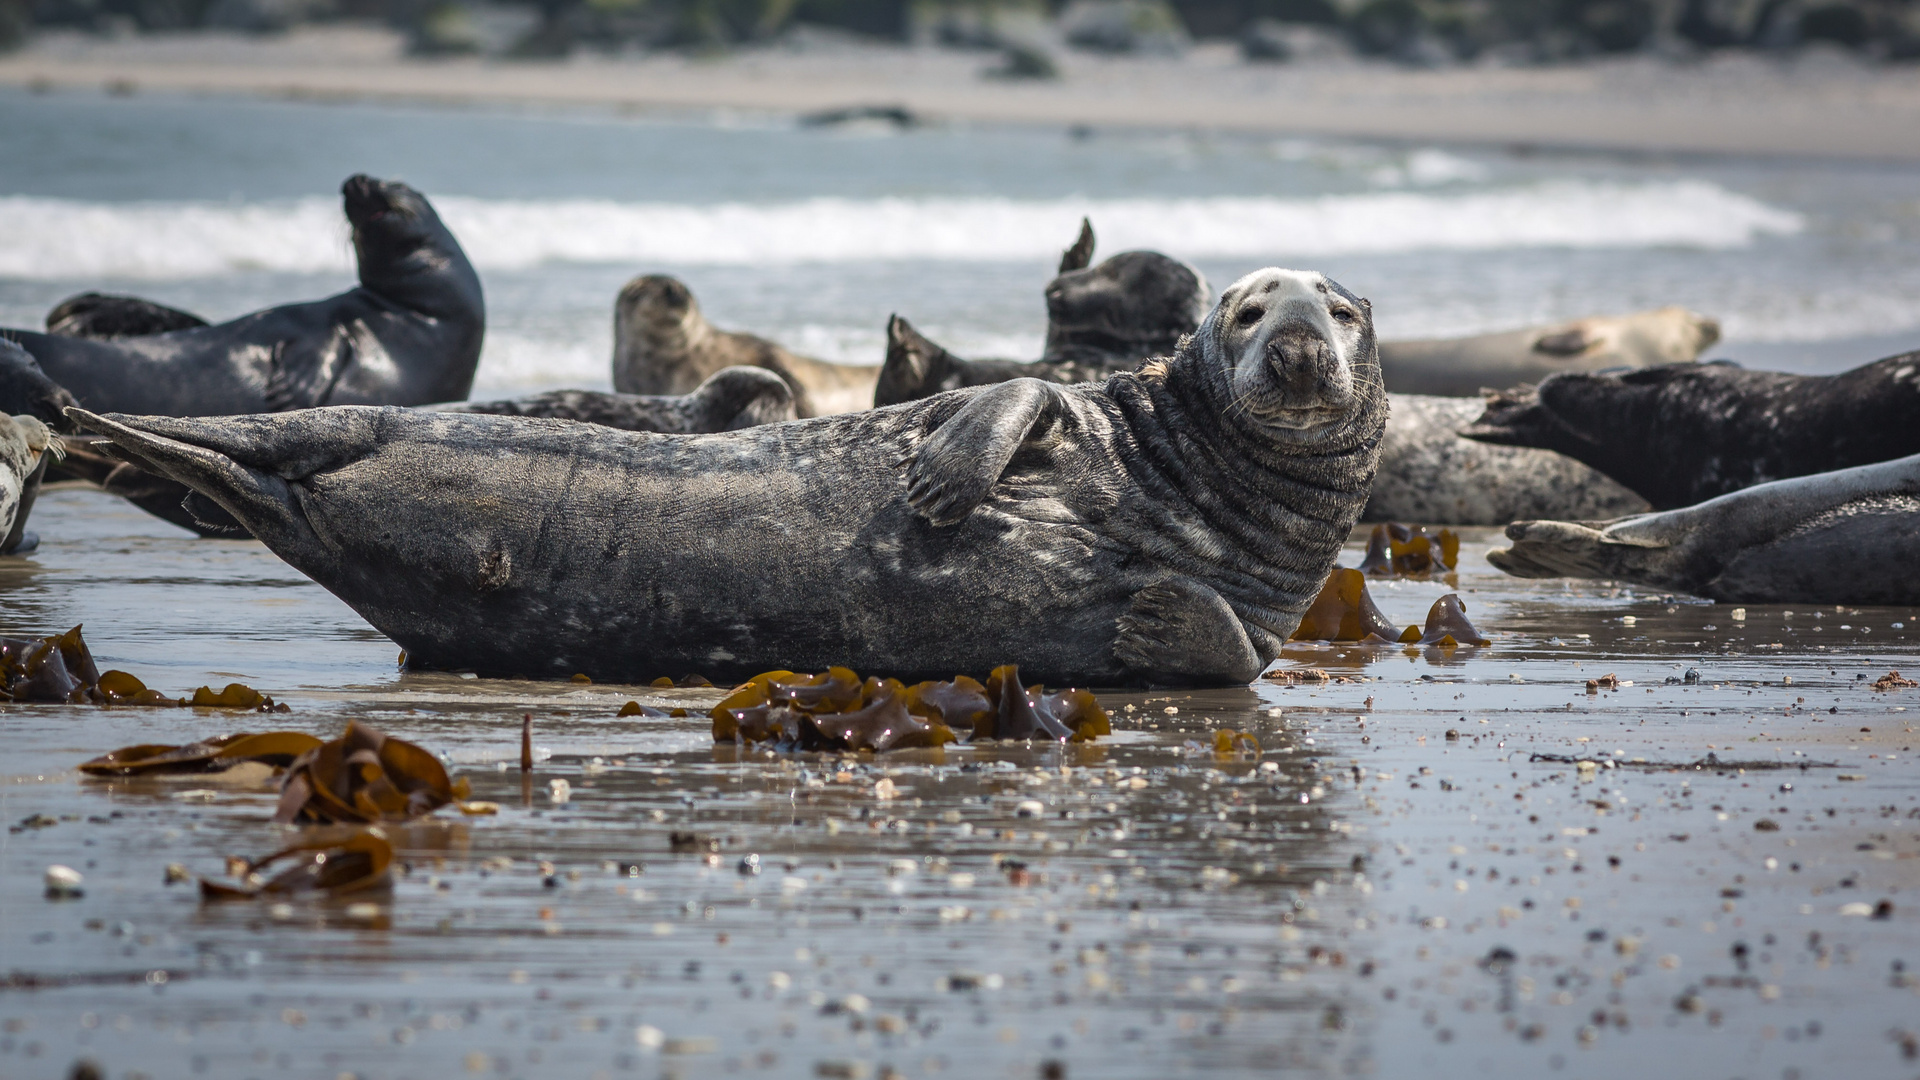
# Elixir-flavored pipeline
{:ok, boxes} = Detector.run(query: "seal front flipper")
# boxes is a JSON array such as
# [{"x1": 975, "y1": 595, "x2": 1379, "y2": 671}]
[
  {"x1": 46, "y1": 293, "x2": 210, "y2": 340},
  {"x1": 263, "y1": 327, "x2": 354, "y2": 412},
  {"x1": 902, "y1": 378, "x2": 1066, "y2": 527},
  {"x1": 1114, "y1": 577, "x2": 1263, "y2": 688}
]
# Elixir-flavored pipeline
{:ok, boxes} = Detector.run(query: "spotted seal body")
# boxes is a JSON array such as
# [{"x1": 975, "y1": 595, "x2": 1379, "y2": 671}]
[
  {"x1": 438, "y1": 367, "x2": 797, "y2": 433},
  {"x1": 1488, "y1": 454, "x2": 1920, "y2": 605},
  {"x1": 3, "y1": 175, "x2": 483, "y2": 418},
  {"x1": 1377, "y1": 307, "x2": 1719, "y2": 397},
  {"x1": 0, "y1": 338, "x2": 81, "y2": 553},
  {"x1": 612, "y1": 276, "x2": 875, "y2": 418},
  {"x1": 74, "y1": 268, "x2": 1386, "y2": 688},
  {"x1": 1463, "y1": 351, "x2": 1920, "y2": 510}
]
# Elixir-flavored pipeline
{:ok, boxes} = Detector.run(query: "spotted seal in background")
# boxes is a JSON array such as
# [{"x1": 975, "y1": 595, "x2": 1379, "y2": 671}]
[
  {"x1": 612, "y1": 275, "x2": 876, "y2": 417},
  {"x1": 1366, "y1": 394, "x2": 1648, "y2": 524},
  {"x1": 1463, "y1": 350, "x2": 1920, "y2": 510},
  {"x1": 74, "y1": 267, "x2": 1386, "y2": 688},
  {"x1": 1488, "y1": 453, "x2": 1920, "y2": 605},
  {"x1": 1377, "y1": 307, "x2": 1719, "y2": 397},
  {"x1": 3, "y1": 175, "x2": 483, "y2": 419}
]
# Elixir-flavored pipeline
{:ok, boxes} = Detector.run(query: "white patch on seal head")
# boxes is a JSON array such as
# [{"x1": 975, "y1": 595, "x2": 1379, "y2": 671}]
[{"x1": 1218, "y1": 268, "x2": 1365, "y2": 427}]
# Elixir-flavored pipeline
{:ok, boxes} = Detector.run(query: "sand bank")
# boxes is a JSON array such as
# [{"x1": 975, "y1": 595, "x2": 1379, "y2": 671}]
[{"x1": 5, "y1": 26, "x2": 1920, "y2": 159}]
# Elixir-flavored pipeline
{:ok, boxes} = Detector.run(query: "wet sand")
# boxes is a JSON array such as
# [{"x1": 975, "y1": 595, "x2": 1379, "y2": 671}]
[
  {"x1": 5, "y1": 27, "x2": 1920, "y2": 160},
  {"x1": 3, "y1": 490, "x2": 1916, "y2": 1078}
]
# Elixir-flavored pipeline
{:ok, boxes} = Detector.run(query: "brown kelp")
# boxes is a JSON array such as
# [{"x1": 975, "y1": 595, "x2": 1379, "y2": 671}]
[
  {"x1": 78, "y1": 732, "x2": 324, "y2": 777},
  {"x1": 1358, "y1": 523, "x2": 1459, "y2": 578},
  {"x1": 200, "y1": 830, "x2": 394, "y2": 901},
  {"x1": 274, "y1": 721, "x2": 470, "y2": 825},
  {"x1": 711, "y1": 665, "x2": 1108, "y2": 750},
  {"x1": 3, "y1": 624, "x2": 278, "y2": 707}
]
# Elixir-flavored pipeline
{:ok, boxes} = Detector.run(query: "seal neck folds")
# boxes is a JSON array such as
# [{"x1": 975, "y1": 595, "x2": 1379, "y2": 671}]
[{"x1": 1106, "y1": 269, "x2": 1387, "y2": 644}]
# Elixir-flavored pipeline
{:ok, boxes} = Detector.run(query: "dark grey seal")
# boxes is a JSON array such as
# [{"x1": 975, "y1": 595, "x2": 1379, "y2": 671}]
[
  {"x1": 45, "y1": 293, "x2": 210, "y2": 340},
  {"x1": 612, "y1": 275, "x2": 876, "y2": 417},
  {"x1": 436, "y1": 366, "x2": 797, "y2": 433},
  {"x1": 872, "y1": 221, "x2": 1210, "y2": 406},
  {"x1": 2, "y1": 175, "x2": 484, "y2": 417},
  {"x1": 1487, "y1": 453, "x2": 1920, "y2": 605},
  {"x1": 1462, "y1": 350, "x2": 1920, "y2": 510},
  {"x1": 72, "y1": 268, "x2": 1387, "y2": 688},
  {"x1": 1366, "y1": 394, "x2": 1648, "y2": 525},
  {"x1": 1376, "y1": 307, "x2": 1719, "y2": 397}
]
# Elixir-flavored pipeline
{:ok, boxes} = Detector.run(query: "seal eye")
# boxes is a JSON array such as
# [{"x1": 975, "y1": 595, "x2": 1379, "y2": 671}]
[
  {"x1": 1331, "y1": 308, "x2": 1356, "y2": 324},
  {"x1": 1236, "y1": 305, "x2": 1265, "y2": 327}
]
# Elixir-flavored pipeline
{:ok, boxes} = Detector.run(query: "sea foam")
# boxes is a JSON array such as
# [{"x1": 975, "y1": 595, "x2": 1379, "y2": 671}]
[{"x1": 0, "y1": 180, "x2": 1802, "y2": 282}]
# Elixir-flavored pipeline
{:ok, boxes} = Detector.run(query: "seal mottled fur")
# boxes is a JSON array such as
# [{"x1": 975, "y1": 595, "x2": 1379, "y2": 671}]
[
  {"x1": 3, "y1": 175, "x2": 483, "y2": 418},
  {"x1": 1367, "y1": 395, "x2": 1648, "y2": 524},
  {"x1": 440, "y1": 367, "x2": 797, "y2": 433},
  {"x1": 1463, "y1": 351, "x2": 1920, "y2": 510},
  {"x1": 1488, "y1": 454, "x2": 1920, "y2": 605},
  {"x1": 73, "y1": 268, "x2": 1386, "y2": 688}
]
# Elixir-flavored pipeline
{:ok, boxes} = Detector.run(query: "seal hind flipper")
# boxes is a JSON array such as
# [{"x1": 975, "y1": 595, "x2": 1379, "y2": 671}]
[
  {"x1": 902, "y1": 379, "x2": 1066, "y2": 527},
  {"x1": 1486, "y1": 518, "x2": 1670, "y2": 581},
  {"x1": 1058, "y1": 218, "x2": 1096, "y2": 274},
  {"x1": 46, "y1": 293, "x2": 210, "y2": 340},
  {"x1": 875, "y1": 315, "x2": 967, "y2": 408},
  {"x1": 1113, "y1": 577, "x2": 1262, "y2": 687}
]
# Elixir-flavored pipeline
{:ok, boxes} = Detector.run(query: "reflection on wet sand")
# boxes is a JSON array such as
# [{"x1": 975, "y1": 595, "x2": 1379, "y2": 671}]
[{"x1": 3, "y1": 491, "x2": 1918, "y2": 1078}]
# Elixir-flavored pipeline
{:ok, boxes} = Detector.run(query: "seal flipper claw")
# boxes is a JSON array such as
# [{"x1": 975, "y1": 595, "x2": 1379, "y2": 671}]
[
  {"x1": 902, "y1": 379, "x2": 1064, "y2": 527},
  {"x1": 1114, "y1": 577, "x2": 1262, "y2": 687}
]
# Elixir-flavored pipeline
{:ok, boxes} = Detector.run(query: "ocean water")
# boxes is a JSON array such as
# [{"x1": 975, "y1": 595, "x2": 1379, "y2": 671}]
[{"x1": 2, "y1": 87, "x2": 1918, "y2": 398}]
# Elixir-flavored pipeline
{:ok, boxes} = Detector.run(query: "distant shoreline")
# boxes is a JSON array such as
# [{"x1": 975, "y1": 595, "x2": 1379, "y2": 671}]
[{"x1": 5, "y1": 27, "x2": 1920, "y2": 161}]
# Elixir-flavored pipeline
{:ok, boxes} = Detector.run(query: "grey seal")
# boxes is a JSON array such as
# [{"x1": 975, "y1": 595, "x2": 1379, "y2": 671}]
[
  {"x1": 0, "y1": 413, "x2": 60, "y2": 556},
  {"x1": 72, "y1": 267, "x2": 1387, "y2": 688},
  {"x1": 1487, "y1": 453, "x2": 1920, "y2": 605},
  {"x1": 612, "y1": 275, "x2": 876, "y2": 417},
  {"x1": 46, "y1": 293, "x2": 211, "y2": 340},
  {"x1": 47, "y1": 367, "x2": 800, "y2": 540},
  {"x1": 1462, "y1": 350, "x2": 1920, "y2": 510},
  {"x1": 872, "y1": 221, "x2": 1211, "y2": 406},
  {"x1": 2, "y1": 175, "x2": 484, "y2": 418},
  {"x1": 1377, "y1": 307, "x2": 1720, "y2": 397},
  {"x1": 1366, "y1": 394, "x2": 1649, "y2": 525},
  {"x1": 437, "y1": 366, "x2": 797, "y2": 432},
  {"x1": 877, "y1": 295, "x2": 1715, "y2": 407}
]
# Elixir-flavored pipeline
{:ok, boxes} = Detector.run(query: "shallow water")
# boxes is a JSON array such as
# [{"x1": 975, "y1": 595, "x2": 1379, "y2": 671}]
[{"x1": 4, "y1": 492, "x2": 1917, "y2": 1080}]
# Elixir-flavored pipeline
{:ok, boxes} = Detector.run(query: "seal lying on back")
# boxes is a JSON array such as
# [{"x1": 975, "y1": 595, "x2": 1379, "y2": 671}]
[
  {"x1": 1376, "y1": 307, "x2": 1719, "y2": 397},
  {"x1": 877, "y1": 291, "x2": 1714, "y2": 406},
  {"x1": 437, "y1": 366, "x2": 797, "y2": 432},
  {"x1": 1487, "y1": 454, "x2": 1920, "y2": 605},
  {"x1": 74, "y1": 268, "x2": 1387, "y2": 688},
  {"x1": 1366, "y1": 395, "x2": 1647, "y2": 524},
  {"x1": 2, "y1": 175, "x2": 483, "y2": 418},
  {"x1": 1462, "y1": 351, "x2": 1920, "y2": 510},
  {"x1": 613, "y1": 276, "x2": 875, "y2": 417},
  {"x1": 873, "y1": 221, "x2": 1211, "y2": 406}
]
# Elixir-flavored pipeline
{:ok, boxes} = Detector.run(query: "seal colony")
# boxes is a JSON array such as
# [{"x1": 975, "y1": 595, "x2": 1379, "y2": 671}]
[
  {"x1": 1463, "y1": 351, "x2": 1920, "y2": 510},
  {"x1": 73, "y1": 268, "x2": 1387, "y2": 687},
  {"x1": 1, "y1": 175, "x2": 484, "y2": 418},
  {"x1": 1488, "y1": 453, "x2": 1920, "y2": 605}
]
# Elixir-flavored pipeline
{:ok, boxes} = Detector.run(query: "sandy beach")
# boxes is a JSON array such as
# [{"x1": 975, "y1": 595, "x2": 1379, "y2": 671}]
[{"x1": 7, "y1": 26, "x2": 1920, "y2": 160}]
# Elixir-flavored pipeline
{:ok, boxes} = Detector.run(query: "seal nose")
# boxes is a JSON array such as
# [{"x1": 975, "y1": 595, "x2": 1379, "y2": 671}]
[
  {"x1": 1265, "y1": 322, "x2": 1334, "y2": 385},
  {"x1": 341, "y1": 175, "x2": 391, "y2": 223}
]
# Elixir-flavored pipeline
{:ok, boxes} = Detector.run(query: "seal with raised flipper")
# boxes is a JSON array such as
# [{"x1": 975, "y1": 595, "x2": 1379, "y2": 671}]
[
  {"x1": 2, "y1": 175, "x2": 484, "y2": 418},
  {"x1": 1487, "y1": 453, "x2": 1920, "y2": 605},
  {"x1": 1462, "y1": 350, "x2": 1920, "y2": 510},
  {"x1": 71, "y1": 267, "x2": 1387, "y2": 688}
]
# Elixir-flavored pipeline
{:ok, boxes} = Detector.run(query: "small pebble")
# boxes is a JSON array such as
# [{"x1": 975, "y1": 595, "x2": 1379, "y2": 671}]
[{"x1": 44, "y1": 865, "x2": 84, "y2": 899}]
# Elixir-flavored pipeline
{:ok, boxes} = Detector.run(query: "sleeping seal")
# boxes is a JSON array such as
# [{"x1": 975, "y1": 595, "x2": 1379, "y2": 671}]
[
  {"x1": 1366, "y1": 394, "x2": 1648, "y2": 524},
  {"x1": 1, "y1": 175, "x2": 483, "y2": 417},
  {"x1": 1487, "y1": 453, "x2": 1920, "y2": 605},
  {"x1": 437, "y1": 366, "x2": 797, "y2": 432},
  {"x1": 1462, "y1": 351, "x2": 1920, "y2": 510},
  {"x1": 613, "y1": 275, "x2": 875, "y2": 417},
  {"x1": 872, "y1": 222, "x2": 1211, "y2": 406},
  {"x1": 1377, "y1": 307, "x2": 1719, "y2": 397},
  {"x1": 73, "y1": 267, "x2": 1387, "y2": 688}
]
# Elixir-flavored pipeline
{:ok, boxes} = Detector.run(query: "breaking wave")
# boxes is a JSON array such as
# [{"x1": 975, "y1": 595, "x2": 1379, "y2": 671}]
[{"x1": 0, "y1": 180, "x2": 1803, "y2": 281}]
